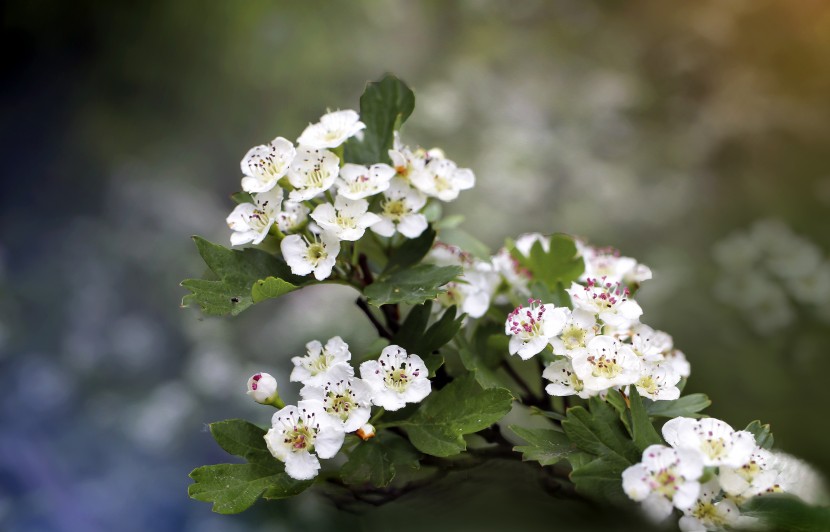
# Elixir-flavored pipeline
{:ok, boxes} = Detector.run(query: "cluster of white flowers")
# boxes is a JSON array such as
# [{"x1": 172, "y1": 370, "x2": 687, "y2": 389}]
[
  {"x1": 226, "y1": 109, "x2": 475, "y2": 281},
  {"x1": 247, "y1": 337, "x2": 431, "y2": 480},
  {"x1": 623, "y1": 417, "x2": 825, "y2": 531},
  {"x1": 713, "y1": 219, "x2": 830, "y2": 334},
  {"x1": 498, "y1": 234, "x2": 688, "y2": 401}
]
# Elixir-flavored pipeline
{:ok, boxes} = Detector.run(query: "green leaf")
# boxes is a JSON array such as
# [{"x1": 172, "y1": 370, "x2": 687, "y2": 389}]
[
  {"x1": 181, "y1": 237, "x2": 301, "y2": 316},
  {"x1": 511, "y1": 234, "x2": 584, "y2": 291},
  {"x1": 363, "y1": 264, "x2": 462, "y2": 306},
  {"x1": 391, "y1": 303, "x2": 462, "y2": 357},
  {"x1": 438, "y1": 227, "x2": 491, "y2": 261},
  {"x1": 423, "y1": 352, "x2": 444, "y2": 377},
  {"x1": 251, "y1": 276, "x2": 298, "y2": 303},
  {"x1": 385, "y1": 226, "x2": 436, "y2": 273},
  {"x1": 340, "y1": 433, "x2": 420, "y2": 487},
  {"x1": 745, "y1": 420, "x2": 775, "y2": 450},
  {"x1": 188, "y1": 462, "x2": 312, "y2": 514},
  {"x1": 344, "y1": 74, "x2": 415, "y2": 165},
  {"x1": 627, "y1": 387, "x2": 663, "y2": 451},
  {"x1": 392, "y1": 302, "x2": 433, "y2": 352},
  {"x1": 510, "y1": 425, "x2": 573, "y2": 466},
  {"x1": 209, "y1": 419, "x2": 271, "y2": 463},
  {"x1": 743, "y1": 494, "x2": 830, "y2": 532},
  {"x1": 645, "y1": 393, "x2": 711, "y2": 419},
  {"x1": 561, "y1": 397, "x2": 639, "y2": 464},
  {"x1": 569, "y1": 455, "x2": 631, "y2": 505},
  {"x1": 420, "y1": 306, "x2": 464, "y2": 354},
  {"x1": 457, "y1": 325, "x2": 512, "y2": 390},
  {"x1": 231, "y1": 191, "x2": 254, "y2": 204},
  {"x1": 402, "y1": 374, "x2": 513, "y2": 457}
]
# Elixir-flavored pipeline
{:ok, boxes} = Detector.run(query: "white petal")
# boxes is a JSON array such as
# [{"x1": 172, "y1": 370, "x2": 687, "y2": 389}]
[
  {"x1": 314, "y1": 427, "x2": 345, "y2": 459},
  {"x1": 284, "y1": 451, "x2": 320, "y2": 480}
]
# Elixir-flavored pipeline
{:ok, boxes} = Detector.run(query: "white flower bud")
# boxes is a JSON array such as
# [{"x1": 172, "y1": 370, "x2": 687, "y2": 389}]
[
  {"x1": 356, "y1": 423, "x2": 376, "y2": 441},
  {"x1": 247, "y1": 372, "x2": 279, "y2": 404}
]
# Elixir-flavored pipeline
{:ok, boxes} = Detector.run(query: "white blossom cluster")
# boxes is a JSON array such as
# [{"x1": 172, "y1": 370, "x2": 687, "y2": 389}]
[
  {"x1": 498, "y1": 233, "x2": 687, "y2": 401},
  {"x1": 247, "y1": 337, "x2": 431, "y2": 480},
  {"x1": 226, "y1": 109, "x2": 475, "y2": 281},
  {"x1": 713, "y1": 219, "x2": 830, "y2": 334},
  {"x1": 623, "y1": 417, "x2": 826, "y2": 531}
]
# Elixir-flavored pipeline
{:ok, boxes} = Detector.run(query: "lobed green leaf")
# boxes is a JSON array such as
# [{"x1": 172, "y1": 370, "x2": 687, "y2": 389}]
[
  {"x1": 645, "y1": 393, "x2": 711, "y2": 419},
  {"x1": 363, "y1": 264, "x2": 461, "y2": 306},
  {"x1": 209, "y1": 419, "x2": 271, "y2": 463},
  {"x1": 745, "y1": 420, "x2": 775, "y2": 450},
  {"x1": 340, "y1": 433, "x2": 420, "y2": 487},
  {"x1": 510, "y1": 425, "x2": 574, "y2": 466}
]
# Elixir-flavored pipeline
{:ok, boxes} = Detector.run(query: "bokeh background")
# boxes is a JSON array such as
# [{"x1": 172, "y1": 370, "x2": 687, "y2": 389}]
[{"x1": 2, "y1": 1, "x2": 830, "y2": 530}]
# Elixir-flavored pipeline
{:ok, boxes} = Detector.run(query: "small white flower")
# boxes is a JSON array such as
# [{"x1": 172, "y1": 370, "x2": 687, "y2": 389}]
[
  {"x1": 678, "y1": 480, "x2": 749, "y2": 532},
  {"x1": 550, "y1": 309, "x2": 597, "y2": 357},
  {"x1": 771, "y1": 452, "x2": 828, "y2": 505},
  {"x1": 622, "y1": 444, "x2": 704, "y2": 520},
  {"x1": 297, "y1": 109, "x2": 365, "y2": 149},
  {"x1": 371, "y1": 178, "x2": 428, "y2": 238},
  {"x1": 240, "y1": 137, "x2": 295, "y2": 194},
  {"x1": 336, "y1": 163, "x2": 396, "y2": 200},
  {"x1": 662, "y1": 417, "x2": 756, "y2": 468},
  {"x1": 280, "y1": 231, "x2": 341, "y2": 280},
  {"x1": 410, "y1": 157, "x2": 475, "y2": 202},
  {"x1": 505, "y1": 299, "x2": 569, "y2": 360},
  {"x1": 226, "y1": 187, "x2": 283, "y2": 246},
  {"x1": 275, "y1": 200, "x2": 309, "y2": 234},
  {"x1": 359, "y1": 345, "x2": 431, "y2": 411},
  {"x1": 491, "y1": 247, "x2": 532, "y2": 302},
  {"x1": 542, "y1": 358, "x2": 595, "y2": 399},
  {"x1": 310, "y1": 195, "x2": 381, "y2": 241},
  {"x1": 246, "y1": 372, "x2": 279, "y2": 404},
  {"x1": 580, "y1": 245, "x2": 645, "y2": 286},
  {"x1": 286, "y1": 146, "x2": 340, "y2": 201},
  {"x1": 719, "y1": 447, "x2": 779, "y2": 501},
  {"x1": 300, "y1": 377, "x2": 372, "y2": 433},
  {"x1": 631, "y1": 324, "x2": 674, "y2": 361},
  {"x1": 788, "y1": 262, "x2": 830, "y2": 305},
  {"x1": 290, "y1": 337, "x2": 354, "y2": 387},
  {"x1": 567, "y1": 278, "x2": 643, "y2": 328},
  {"x1": 663, "y1": 349, "x2": 691, "y2": 379},
  {"x1": 388, "y1": 137, "x2": 427, "y2": 181},
  {"x1": 634, "y1": 361, "x2": 681, "y2": 401},
  {"x1": 570, "y1": 335, "x2": 641, "y2": 392},
  {"x1": 264, "y1": 401, "x2": 345, "y2": 480}
]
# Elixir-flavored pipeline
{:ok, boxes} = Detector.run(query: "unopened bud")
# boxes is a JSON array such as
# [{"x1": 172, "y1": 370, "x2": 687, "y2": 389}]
[
  {"x1": 247, "y1": 372, "x2": 282, "y2": 406},
  {"x1": 356, "y1": 423, "x2": 376, "y2": 441}
]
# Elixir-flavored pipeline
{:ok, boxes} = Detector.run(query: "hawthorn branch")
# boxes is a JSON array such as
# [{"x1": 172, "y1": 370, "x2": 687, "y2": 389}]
[{"x1": 355, "y1": 297, "x2": 394, "y2": 341}]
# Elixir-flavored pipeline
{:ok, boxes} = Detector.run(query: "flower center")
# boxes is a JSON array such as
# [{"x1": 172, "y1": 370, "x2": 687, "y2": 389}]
[
  {"x1": 383, "y1": 199, "x2": 407, "y2": 221},
  {"x1": 637, "y1": 375, "x2": 659, "y2": 395},
  {"x1": 384, "y1": 368, "x2": 411, "y2": 392},
  {"x1": 651, "y1": 468, "x2": 679, "y2": 499},
  {"x1": 248, "y1": 209, "x2": 270, "y2": 231},
  {"x1": 561, "y1": 324, "x2": 587, "y2": 349},
  {"x1": 335, "y1": 213, "x2": 357, "y2": 230},
  {"x1": 586, "y1": 354, "x2": 622, "y2": 380},
  {"x1": 700, "y1": 438, "x2": 728, "y2": 460},
  {"x1": 306, "y1": 242, "x2": 327, "y2": 265},
  {"x1": 325, "y1": 390, "x2": 355, "y2": 421},
  {"x1": 285, "y1": 425, "x2": 314, "y2": 452}
]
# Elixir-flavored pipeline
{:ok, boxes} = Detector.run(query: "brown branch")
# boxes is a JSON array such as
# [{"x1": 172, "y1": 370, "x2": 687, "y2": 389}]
[{"x1": 355, "y1": 297, "x2": 394, "y2": 341}]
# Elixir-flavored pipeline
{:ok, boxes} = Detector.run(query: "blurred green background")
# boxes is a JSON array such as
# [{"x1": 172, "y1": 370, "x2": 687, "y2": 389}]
[{"x1": 2, "y1": 1, "x2": 829, "y2": 530}]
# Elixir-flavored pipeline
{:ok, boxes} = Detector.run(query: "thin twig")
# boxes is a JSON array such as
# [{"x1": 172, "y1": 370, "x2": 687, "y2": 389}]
[{"x1": 355, "y1": 297, "x2": 393, "y2": 341}]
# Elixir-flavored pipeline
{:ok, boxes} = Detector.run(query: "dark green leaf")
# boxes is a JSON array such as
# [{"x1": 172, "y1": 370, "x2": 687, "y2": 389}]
[
  {"x1": 251, "y1": 276, "x2": 298, "y2": 303},
  {"x1": 209, "y1": 419, "x2": 271, "y2": 463},
  {"x1": 188, "y1": 462, "x2": 312, "y2": 514},
  {"x1": 364, "y1": 264, "x2": 461, "y2": 306},
  {"x1": 561, "y1": 397, "x2": 639, "y2": 464},
  {"x1": 645, "y1": 393, "x2": 711, "y2": 419},
  {"x1": 745, "y1": 420, "x2": 775, "y2": 450},
  {"x1": 510, "y1": 425, "x2": 573, "y2": 466},
  {"x1": 402, "y1": 374, "x2": 513, "y2": 457},
  {"x1": 423, "y1": 352, "x2": 444, "y2": 377},
  {"x1": 627, "y1": 387, "x2": 663, "y2": 451},
  {"x1": 438, "y1": 227, "x2": 491, "y2": 260},
  {"x1": 743, "y1": 494, "x2": 830, "y2": 532},
  {"x1": 385, "y1": 226, "x2": 436, "y2": 273},
  {"x1": 569, "y1": 456, "x2": 631, "y2": 505},
  {"x1": 231, "y1": 191, "x2": 254, "y2": 204},
  {"x1": 181, "y1": 237, "x2": 301, "y2": 316},
  {"x1": 344, "y1": 75, "x2": 415, "y2": 165},
  {"x1": 392, "y1": 302, "x2": 433, "y2": 352},
  {"x1": 340, "y1": 433, "x2": 420, "y2": 487},
  {"x1": 420, "y1": 306, "x2": 464, "y2": 354}
]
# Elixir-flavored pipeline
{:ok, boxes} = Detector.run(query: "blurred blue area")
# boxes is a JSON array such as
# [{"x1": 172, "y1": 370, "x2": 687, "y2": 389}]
[{"x1": 2, "y1": 1, "x2": 829, "y2": 530}]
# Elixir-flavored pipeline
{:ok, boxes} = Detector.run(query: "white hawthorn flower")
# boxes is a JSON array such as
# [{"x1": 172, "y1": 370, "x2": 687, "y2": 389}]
[
  {"x1": 663, "y1": 349, "x2": 691, "y2": 379},
  {"x1": 275, "y1": 200, "x2": 309, "y2": 234},
  {"x1": 550, "y1": 309, "x2": 597, "y2": 357},
  {"x1": 771, "y1": 452, "x2": 829, "y2": 505},
  {"x1": 570, "y1": 335, "x2": 641, "y2": 392},
  {"x1": 580, "y1": 245, "x2": 649, "y2": 285},
  {"x1": 290, "y1": 336, "x2": 354, "y2": 387},
  {"x1": 719, "y1": 447, "x2": 779, "y2": 501},
  {"x1": 246, "y1": 372, "x2": 279, "y2": 404},
  {"x1": 310, "y1": 195, "x2": 381, "y2": 241},
  {"x1": 505, "y1": 299, "x2": 569, "y2": 360},
  {"x1": 631, "y1": 324, "x2": 674, "y2": 361},
  {"x1": 678, "y1": 480, "x2": 751, "y2": 532},
  {"x1": 240, "y1": 136, "x2": 296, "y2": 194},
  {"x1": 226, "y1": 187, "x2": 283, "y2": 246},
  {"x1": 410, "y1": 157, "x2": 475, "y2": 202},
  {"x1": 296, "y1": 109, "x2": 365, "y2": 149},
  {"x1": 280, "y1": 231, "x2": 341, "y2": 280},
  {"x1": 388, "y1": 136, "x2": 427, "y2": 182},
  {"x1": 336, "y1": 163, "x2": 395, "y2": 200},
  {"x1": 622, "y1": 444, "x2": 704, "y2": 521},
  {"x1": 567, "y1": 278, "x2": 643, "y2": 328},
  {"x1": 542, "y1": 358, "x2": 595, "y2": 399},
  {"x1": 359, "y1": 345, "x2": 431, "y2": 411},
  {"x1": 491, "y1": 247, "x2": 532, "y2": 302},
  {"x1": 286, "y1": 146, "x2": 340, "y2": 201},
  {"x1": 371, "y1": 178, "x2": 429, "y2": 238},
  {"x1": 662, "y1": 417, "x2": 756, "y2": 468},
  {"x1": 300, "y1": 377, "x2": 372, "y2": 433},
  {"x1": 264, "y1": 401, "x2": 345, "y2": 480},
  {"x1": 634, "y1": 361, "x2": 681, "y2": 401}
]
